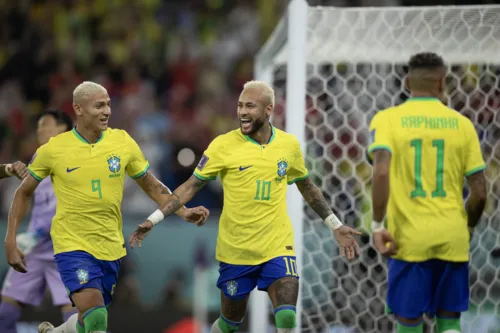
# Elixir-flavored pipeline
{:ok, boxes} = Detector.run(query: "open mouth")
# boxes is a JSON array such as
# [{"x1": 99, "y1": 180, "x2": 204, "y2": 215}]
[{"x1": 240, "y1": 119, "x2": 252, "y2": 131}]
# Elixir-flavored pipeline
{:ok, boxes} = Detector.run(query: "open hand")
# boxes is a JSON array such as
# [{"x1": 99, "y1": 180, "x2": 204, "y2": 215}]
[
  {"x1": 372, "y1": 229, "x2": 398, "y2": 257},
  {"x1": 129, "y1": 220, "x2": 154, "y2": 249},
  {"x1": 7, "y1": 161, "x2": 28, "y2": 180},
  {"x1": 333, "y1": 225, "x2": 361, "y2": 260},
  {"x1": 5, "y1": 243, "x2": 27, "y2": 273},
  {"x1": 183, "y1": 206, "x2": 210, "y2": 226}
]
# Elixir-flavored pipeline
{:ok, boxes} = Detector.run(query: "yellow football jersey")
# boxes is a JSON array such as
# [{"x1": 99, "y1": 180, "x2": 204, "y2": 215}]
[
  {"x1": 368, "y1": 97, "x2": 485, "y2": 262},
  {"x1": 194, "y1": 126, "x2": 309, "y2": 265},
  {"x1": 28, "y1": 127, "x2": 150, "y2": 261}
]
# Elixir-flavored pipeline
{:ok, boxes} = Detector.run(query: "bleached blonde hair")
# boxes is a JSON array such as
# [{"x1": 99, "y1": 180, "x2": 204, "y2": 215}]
[
  {"x1": 243, "y1": 80, "x2": 275, "y2": 107},
  {"x1": 73, "y1": 81, "x2": 108, "y2": 104}
]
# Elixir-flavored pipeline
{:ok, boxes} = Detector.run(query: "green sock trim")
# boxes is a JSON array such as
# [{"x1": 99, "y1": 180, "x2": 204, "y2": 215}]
[
  {"x1": 397, "y1": 322, "x2": 423, "y2": 333},
  {"x1": 275, "y1": 309, "x2": 297, "y2": 329},
  {"x1": 76, "y1": 320, "x2": 85, "y2": 333},
  {"x1": 436, "y1": 317, "x2": 461, "y2": 332},
  {"x1": 83, "y1": 307, "x2": 107, "y2": 332},
  {"x1": 217, "y1": 316, "x2": 240, "y2": 333}
]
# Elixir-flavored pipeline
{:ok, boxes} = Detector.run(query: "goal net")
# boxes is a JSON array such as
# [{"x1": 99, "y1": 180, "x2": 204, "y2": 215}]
[{"x1": 256, "y1": 3, "x2": 500, "y2": 333}]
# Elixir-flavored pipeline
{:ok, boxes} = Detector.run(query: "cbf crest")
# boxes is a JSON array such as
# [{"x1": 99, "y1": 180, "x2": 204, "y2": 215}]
[
  {"x1": 276, "y1": 158, "x2": 288, "y2": 183},
  {"x1": 107, "y1": 154, "x2": 121, "y2": 178},
  {"x1": 76, "y1": 269, "x2": 89, "y2": 285},
  {"x1": 226, "y1": 280, "x2": 238, "y2": 296}
]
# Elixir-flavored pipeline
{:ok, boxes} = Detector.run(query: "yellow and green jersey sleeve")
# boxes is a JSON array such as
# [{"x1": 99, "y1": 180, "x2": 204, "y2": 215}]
[
  {"x1": 463, "y1": 119, "x2": 486, "y2": 176},
  {"x1": 193, "y1": 136, "x2": 225, "y2": 180},
  {"x1": 27, "y1": 142, "x2": 53, "y2": 181},
  {"x1": 124, "y1": 133, "x2": 150, "y2": 179},
  {"x1": 367, "y1": 111, "x2": 393, "y2": 162},
  {"x1": 287, "y1": 138, "x2": 309, "y2": 184}
]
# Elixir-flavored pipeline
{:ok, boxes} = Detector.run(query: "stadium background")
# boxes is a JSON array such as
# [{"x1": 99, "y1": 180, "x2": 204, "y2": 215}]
[{"x1": 0, "y1": 0, "x2": 499, "y2": 332}]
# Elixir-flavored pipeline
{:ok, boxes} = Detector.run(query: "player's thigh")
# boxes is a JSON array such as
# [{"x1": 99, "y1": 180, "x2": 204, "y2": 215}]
[
  {"x1": 216, "y1": 262, "x2": 260, "y2": 301},
  {"x1": 44, "y1": 259, "x2": 72, "y2": 306},
  {"x1": 1, "y1": 257, "x2": 46, "y2": 306},
  {"x1": 220, "y1": 290, "x2": 250, "y2": 322},
  {"x1": 54, "y1": 250, "x2": 106, "y2": 311},
  {"x1": 434, "y1": 260, "x2": 469, "y2": 315},
  {"x1": 386, "y1": 258, "x2": 433, "y2": 320},
  {"x1": 100, "y1": 258, "x2": 122, "y2": 306},
  {"x1": 259, "y1": 256, "x2": 299, "y2": 308}
]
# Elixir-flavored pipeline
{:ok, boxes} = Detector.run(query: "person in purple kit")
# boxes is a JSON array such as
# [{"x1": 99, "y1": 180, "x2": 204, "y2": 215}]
[{"x1": 0, "y1": 109, "x2": 76, "y2": 333}]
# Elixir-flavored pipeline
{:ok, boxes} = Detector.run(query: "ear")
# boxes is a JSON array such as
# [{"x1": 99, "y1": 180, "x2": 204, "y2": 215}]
[
  {"x1": 405, "y1": 76, "x2": 410, "y2": 92},
  {"x1": 266, "y1": 104, "x2": 273, "y2": 118},
  {"x1": 73, "y1": 103, "x2": 82, "y2": 117}
]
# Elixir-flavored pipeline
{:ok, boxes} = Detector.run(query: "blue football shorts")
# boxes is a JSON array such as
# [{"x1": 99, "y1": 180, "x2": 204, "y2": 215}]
[
  {"x1": 387, "y1": 258, "x2": 469, "y2": 318},
  {"x1": 54, "y1": 250, "x2": 121, "y2": 307},
  {"x1": 217, "y1": 256, "x2": 299, "y2": 300}
]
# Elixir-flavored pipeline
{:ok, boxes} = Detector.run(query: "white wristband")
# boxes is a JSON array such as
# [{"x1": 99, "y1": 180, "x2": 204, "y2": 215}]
[
  {"x1": 5, "y1": 164, "x2": 13, "y2": 177},
  {"x1": 371, "y1": 220, "x2": 385, "y2": 232},
  {"x1": 146, "y1": 209, "x2": 164, "y2": 226},
  {"x1": 324, "y1": 213, "x2": 343, "y2": 231}
]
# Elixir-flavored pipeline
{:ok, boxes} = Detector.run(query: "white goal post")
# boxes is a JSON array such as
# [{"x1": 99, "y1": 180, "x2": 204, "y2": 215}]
[{"x1": 253, "y1": 1, "x2": 500, "y2": 332}]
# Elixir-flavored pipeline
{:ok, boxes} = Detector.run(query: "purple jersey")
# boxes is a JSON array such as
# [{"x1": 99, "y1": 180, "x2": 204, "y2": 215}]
[{"x1": 27, "y1": 177, "x2": 56, "y2": 258}]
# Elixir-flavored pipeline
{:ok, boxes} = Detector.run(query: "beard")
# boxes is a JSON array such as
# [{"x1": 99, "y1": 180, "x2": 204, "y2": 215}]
[{"x1": 240, "y1": 117, "x2": 266, "y2": 135}]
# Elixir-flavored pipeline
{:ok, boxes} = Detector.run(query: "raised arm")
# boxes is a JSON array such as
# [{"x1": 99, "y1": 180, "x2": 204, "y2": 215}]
[
  {"x1": 465, "y1": 171, "x2": 487, "y2": 237},
  {"x1": 5, "y1": 176, "x2": 40, "y2": 272},
  {"x1": 295, "y1": 177, "x2": 360, "y2": 259}
]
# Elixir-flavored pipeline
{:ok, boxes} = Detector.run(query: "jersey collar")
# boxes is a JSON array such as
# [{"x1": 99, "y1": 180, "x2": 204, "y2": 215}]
[
  {"x1": 244, "y1": 125, "x2": 276, "y2": 146},
  {"x1": 72, "y1": 127, "x2": 104, "y2": 144},
  {"x1": 406, "y1": 97, "x2": 440, "y2": 102}
]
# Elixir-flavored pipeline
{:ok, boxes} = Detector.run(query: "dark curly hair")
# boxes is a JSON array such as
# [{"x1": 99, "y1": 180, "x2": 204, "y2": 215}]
[{"x1": 408, "y1": 52, "x2": 445, "y2": 70}]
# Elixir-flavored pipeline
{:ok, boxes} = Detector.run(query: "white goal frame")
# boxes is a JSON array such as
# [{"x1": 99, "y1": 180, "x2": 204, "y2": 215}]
[{"x1": 253, "y1": 1, "x2": 500, "y2": 332}]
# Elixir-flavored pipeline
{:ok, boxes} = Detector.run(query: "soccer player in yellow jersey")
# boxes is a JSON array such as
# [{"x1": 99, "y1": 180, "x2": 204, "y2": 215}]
[
  {"x1": 368, "y1": 53, "x2": 487, "y2": 333},
  {"x1": 4, "y1": 81, "x2": 209, "y2": 333},
  {"x1": 130, "y1": 80, "x2": 361, "y2": 333}
]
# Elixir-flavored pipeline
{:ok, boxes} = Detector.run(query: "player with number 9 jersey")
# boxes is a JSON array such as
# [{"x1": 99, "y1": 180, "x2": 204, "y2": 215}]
[
  {"x1": 28, "y1": 126, "x2": 149, "y2": 261},
  {"x1": 368, "y1": 97, "x2": 485, "y2": 262}
]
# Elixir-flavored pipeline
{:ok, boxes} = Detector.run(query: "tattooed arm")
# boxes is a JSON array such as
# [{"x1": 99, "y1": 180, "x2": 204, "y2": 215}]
[
  {"x1": 296, "y1": 177, "x2": 361, "y2": 259},
  {"x1": 156, "y1": 175, "x2": 208, "y2": 217},
  {"x1": 295, "y1": 177, "x2": 333, "y2": 220},
  {"x1": 134, "y1": 171, "x2": 189, "y2": 218}
]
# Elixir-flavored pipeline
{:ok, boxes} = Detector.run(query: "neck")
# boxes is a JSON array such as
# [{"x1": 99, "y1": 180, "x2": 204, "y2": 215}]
[
  {"x1": 249, "y1": 122, "x2": 272, "y2": 145},
  {"x1": 410, "y1": 91, "x2": 439, "y2": 99},
  {"x1": 75, "y1": 122, "x2": 102, "y2": 144}
]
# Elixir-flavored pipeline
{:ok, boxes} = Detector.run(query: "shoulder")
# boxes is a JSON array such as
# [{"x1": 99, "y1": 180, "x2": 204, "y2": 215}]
[
  {"x1": 105, "y1": 128, "x2": 134, "y2": 141},
  {"x1": 209, "y1": 129, "x2": 240, "y2": 148},
  {"x1": 275, "y1": 128, "x2": 300, "y2": 147},
  {"x1": 370, "y1": 106, "x2": 399, "y2": 124}
]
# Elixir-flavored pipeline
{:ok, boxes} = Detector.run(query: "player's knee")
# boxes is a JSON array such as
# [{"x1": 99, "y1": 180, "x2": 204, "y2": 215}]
[
  {"x1": 212, "y1": 316, "x2": 241, "y2": 333},
  {"x1": 82, "y1": 306, "x2": 108, "y2": 332},
  {"x1": 0, "y1": 301, "x2": 21, "y2": 328},
  {"x1": 436, "y1": 316, "x2": 461, "y2": 333},
  {"x1": 274, "y1": 305, "x2": 297, "y2": 329}
]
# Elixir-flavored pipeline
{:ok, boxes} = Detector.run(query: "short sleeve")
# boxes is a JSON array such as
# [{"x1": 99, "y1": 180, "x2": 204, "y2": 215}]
[
  {"x1": 367, "y1": 112, "x2": 392, "y2": 163},
  {"x1": 28, "y1": 144, "x2": 52, "y2": 181},
  {"x1": 287, "y1": 137, "x2": 309, "y2": 185},
  {"x1": 125, "y1": 133, "x2": 150, "y2": 179},
  {"x1": 193, "y1": 137, "x2": 225, "y2": 181},
  {"x1": 464, "y1": 121, "x2": 485, "y2": 177}
]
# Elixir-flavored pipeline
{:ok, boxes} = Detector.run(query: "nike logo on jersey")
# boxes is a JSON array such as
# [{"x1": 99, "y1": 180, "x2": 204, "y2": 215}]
[
  {"x1": 66, "y1": 167, "x2": 81, "y2": 173},
  {"x1": 239, "y1": 165, "x2": 253, "y2": 171}
]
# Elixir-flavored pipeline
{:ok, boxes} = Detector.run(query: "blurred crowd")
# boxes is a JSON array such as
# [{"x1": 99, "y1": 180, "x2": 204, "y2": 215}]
[{"x1": 0, "y1": 0, "x2": 286, "y2": 213}]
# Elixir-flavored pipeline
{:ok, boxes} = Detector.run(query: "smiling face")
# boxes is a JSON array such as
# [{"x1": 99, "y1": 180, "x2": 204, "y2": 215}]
[
  {"x1": 73, "y1": 90, "x2": 111, "y2": 132},
  {"x1": 237, "y1": 86, "x2": 273, "y2": 135}
]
